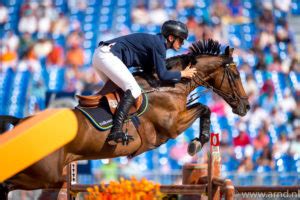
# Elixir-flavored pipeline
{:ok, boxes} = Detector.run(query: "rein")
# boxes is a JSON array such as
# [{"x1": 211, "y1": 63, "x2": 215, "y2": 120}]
[
  {"x1": 187, "y1": 63, "x2": 248, "y2": 105},
  {"x1": 141, "y1": 63, "x2": 248, "y2": 106}
]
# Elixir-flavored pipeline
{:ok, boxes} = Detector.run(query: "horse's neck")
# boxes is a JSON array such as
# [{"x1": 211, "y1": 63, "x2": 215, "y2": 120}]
[{"x1": 135, "y1": 74, "x2": 191, "y2": 96}]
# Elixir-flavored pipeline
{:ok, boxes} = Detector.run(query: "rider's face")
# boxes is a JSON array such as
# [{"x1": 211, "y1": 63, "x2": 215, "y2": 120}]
[
  {"x1": 173, "y1": 37, "x2": 184, "y2": 51},
  {"x1": 167, "y1": 35, "x2": 184, "y2": 51}
]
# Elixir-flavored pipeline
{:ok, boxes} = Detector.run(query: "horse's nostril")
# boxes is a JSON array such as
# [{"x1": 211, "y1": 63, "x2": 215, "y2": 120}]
[{"x1": 246, "y1": 104, "x2": 250, "y2": 110}]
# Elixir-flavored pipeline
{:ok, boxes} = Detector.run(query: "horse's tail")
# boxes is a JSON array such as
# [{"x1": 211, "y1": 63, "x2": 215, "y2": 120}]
[
  {"x1": 0, "y1": 183, "x2": 9, "y2": 200},
  {"x1": 0, "y1": 115, "x2": 21, "y2": 134}
]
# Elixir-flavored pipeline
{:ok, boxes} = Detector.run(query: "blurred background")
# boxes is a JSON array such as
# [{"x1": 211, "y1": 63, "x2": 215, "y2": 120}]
[{"x1": 1, "y1": 0, "x2": 300, "y2": 195}]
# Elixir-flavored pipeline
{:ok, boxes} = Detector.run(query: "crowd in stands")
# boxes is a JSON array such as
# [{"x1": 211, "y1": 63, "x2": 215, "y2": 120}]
[{"x1": 1, "y1": 0, "x2": 300, "y2": 186}]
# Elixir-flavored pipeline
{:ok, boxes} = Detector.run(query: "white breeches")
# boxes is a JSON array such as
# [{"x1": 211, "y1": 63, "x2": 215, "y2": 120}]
[{"x1": 92, "y1": 45, "x2": 142, "y2": 99}]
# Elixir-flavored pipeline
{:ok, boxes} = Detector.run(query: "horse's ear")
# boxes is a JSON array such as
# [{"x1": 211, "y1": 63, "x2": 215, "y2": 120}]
[
  {"x1": 225, "y1": 46, "x2": 230, "y2": 56},
  {"x1": 225, "y1": 46, "x2": 234, "y2": 57},
  {"x1": 229, "y1": 48, "x2": 234, "y2": 57}
]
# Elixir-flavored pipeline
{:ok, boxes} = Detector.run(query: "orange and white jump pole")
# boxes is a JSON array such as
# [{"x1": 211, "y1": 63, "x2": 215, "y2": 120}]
[{"x1": 0, "y1": 109, "x2": 78, "y2": 182}]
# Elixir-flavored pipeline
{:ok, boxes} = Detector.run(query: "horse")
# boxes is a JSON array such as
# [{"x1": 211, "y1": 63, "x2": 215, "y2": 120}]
[{"x1": 0, "y1": 39, "x2": 250, "y2": 199}]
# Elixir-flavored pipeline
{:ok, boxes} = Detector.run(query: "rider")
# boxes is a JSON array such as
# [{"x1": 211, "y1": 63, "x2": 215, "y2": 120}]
[{"x1": 92, "y1": 20, "x2": 197, "y2": 145}]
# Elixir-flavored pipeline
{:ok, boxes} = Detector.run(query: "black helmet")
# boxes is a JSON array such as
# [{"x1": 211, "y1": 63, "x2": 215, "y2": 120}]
[{"x1": 161, "y1": 20, "x2": 188, "y2": 40}]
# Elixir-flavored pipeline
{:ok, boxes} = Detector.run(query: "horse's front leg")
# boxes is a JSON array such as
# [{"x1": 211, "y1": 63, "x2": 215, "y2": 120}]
[
  {"x1": 169, "y1": 103, "x2": 203, "y2": 136},
  {"x1": 167, "y1": 103, "x2": 211, "y2": 155}
]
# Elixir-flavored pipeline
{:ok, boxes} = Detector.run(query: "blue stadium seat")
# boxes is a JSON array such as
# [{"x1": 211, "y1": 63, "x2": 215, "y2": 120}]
[
  {"x1": 7, "y1": 71, "x2": 30, "y2": 117},
  {"x1": 46, "y1": 67, "x2": 66, "y2": 91},
  {"x1": 292, "y1": 0, "x2": 300, "y2": 15}
]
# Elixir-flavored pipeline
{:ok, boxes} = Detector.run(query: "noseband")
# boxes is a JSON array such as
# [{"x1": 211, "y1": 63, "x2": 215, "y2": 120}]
[{"x1": 191, "y1": 63, "x2": 248, "y2": 104}]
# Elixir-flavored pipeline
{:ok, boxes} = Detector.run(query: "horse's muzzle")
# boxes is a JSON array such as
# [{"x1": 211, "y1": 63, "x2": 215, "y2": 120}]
[{"x1": 233, "y1": 99, "x2": 250, "y2": 117}]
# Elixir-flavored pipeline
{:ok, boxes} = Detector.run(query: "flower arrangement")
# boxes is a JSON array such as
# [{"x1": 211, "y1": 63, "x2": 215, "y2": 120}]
[{"x1": 85, "y1": 177, "x2": 162, "y2": 200}]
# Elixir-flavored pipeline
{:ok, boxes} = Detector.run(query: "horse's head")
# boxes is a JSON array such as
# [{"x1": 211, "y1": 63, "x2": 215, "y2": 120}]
[
  {"x1": 190, "y1": 40, "x2": 250, "y2": 116},
  {"x1": 167, "y1": 39, "x2": 250, "y2": 116}
]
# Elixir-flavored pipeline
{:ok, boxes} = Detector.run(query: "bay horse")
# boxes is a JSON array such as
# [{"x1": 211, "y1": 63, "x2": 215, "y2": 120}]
[{"x1": 0, "y1": 39, "x2": 250, "y2": 199}]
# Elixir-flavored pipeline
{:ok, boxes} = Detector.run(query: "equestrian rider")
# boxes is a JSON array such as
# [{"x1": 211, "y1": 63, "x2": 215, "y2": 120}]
[{"x1": 92, "y1": 20, "x2": 197, "y2": 145}]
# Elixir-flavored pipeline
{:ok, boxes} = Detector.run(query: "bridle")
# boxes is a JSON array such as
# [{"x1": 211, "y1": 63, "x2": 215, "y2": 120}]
[{"x1": 187, "y1": 62, "x2": 248, "y2": 105}]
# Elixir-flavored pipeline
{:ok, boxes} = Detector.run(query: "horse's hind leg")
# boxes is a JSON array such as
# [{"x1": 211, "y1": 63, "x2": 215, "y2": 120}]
[
  {"x1": 0, "y1": 183, "x2": 9, "y2": 200},
  {"x1": 38, "y1": 189, "x2": 61, "y2": 200}
]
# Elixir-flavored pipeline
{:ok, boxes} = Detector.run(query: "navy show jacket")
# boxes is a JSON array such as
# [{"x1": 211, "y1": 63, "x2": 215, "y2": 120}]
[{"x1": 102, "y1": 33, "x2": 181, "y2": 83}]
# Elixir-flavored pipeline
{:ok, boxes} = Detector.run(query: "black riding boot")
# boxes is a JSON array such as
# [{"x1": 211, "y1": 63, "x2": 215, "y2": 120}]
[
  {"x1": 199, "y1": 118, "x2": 210, "y2": 144},
  {"x1": 107, "y1": 90, "x2": 136, "y2": 145}
]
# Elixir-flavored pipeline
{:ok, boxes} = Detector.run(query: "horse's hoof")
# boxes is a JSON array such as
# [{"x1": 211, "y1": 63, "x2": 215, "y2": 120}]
[{"x1": 188, "y1": 140, "x2": 203, "y2": 156}]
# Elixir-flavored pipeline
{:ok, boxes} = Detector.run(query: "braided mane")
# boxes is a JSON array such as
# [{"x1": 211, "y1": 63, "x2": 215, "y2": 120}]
[
  {"x1": 188, "y1": 39, "x2": 221, "y2": 56},
  {"x1": 166, "y1": 39, "x2": 222, "y2": 69}
]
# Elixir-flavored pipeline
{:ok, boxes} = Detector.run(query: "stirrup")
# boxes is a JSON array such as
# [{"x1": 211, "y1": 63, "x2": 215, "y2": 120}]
[{"x1": 106, "y1": 131, "x2": 134, "y2": 146}]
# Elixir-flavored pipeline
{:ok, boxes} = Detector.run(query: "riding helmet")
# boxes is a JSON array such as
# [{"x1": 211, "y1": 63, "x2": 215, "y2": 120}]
[{"x1": 161, "y1": 20, "x2": 188, "y2": 40}]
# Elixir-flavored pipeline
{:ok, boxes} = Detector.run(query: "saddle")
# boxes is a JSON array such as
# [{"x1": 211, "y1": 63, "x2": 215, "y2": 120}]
[
  {"x1": 76, "y1": 92, "x2": 144, "y2": 115},
  {"x1": 75, "y1": 91, "x2": 148, "y2": 131}
]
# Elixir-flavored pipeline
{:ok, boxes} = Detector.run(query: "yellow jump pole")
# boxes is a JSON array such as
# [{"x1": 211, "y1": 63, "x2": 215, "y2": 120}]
[{"x1": 0, "y1": 109, "x2": 78, "y2": 182}]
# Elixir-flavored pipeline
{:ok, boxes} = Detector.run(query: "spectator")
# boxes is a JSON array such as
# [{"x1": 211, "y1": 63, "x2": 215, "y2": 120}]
[
  {"x1": 194, "y1": 22, "x2": 213, "y2": 41},
  {"x1": 68, "y1": 0, "x2": 87, "y2": 12},
  {"x1": 253, "y1": 127, "x2": 270, "y2": 151},
  {"x1": 186, "y1": 16, "x2": 198, "y2": 34},
  {"x1": 268, "y1": 55, "x2": 283, "y2": 72},
  {"x1": 210, "y1": 0, "x2": 230, "y2": 20},
  {"x1": 260, "y1": 89, "x2": 277, "y2": 113},
  {"x1": 0, "y1": 3, "x2": 8, "y2": 26},
  {"x1": 131, "y1": 3, "x2": 150, "y2": 25},
  {"x1": 220, "y1": 129, "x2": 231, "y2": 146},
  {"x1": 256, "y1": 147, "x2": 274, "y2": 169},
  {"x1": 254, "y1": 51, "x2": 267, "y2": 71},
  {"x1": 17, "y1": 46, "x2": 42, "y2": 73},
  {"x1": 51, "y1": 12, "x2": 70, "y2": 36},
  {"x1": 257, "y1": 23, "x2": 276, "y2": 52},
  {"x1": 177, "y1": 0, "x2": 195, "y2": 10},
  {"x1": 5, "y1": 31, "x2": 20, "y2": 51},
  {"x1": 274, "y1": 0, "x2": 291, "y2": 14},
  {"x1": 37, "y1": 11, "x2": 52, "y2": 38},
  {"x1": 42, "y1": 0, "x2": 58, "y2": 21},
  {"x1": 260, "y1": 78, "x2": 275, "y2": 95},
  {"x1": 66, "y1": 45, "x2": 84, "y2": 71},
  {"x1": 233, "y1": 126, "x2": 251, "y2": 148},
  {"x1": 209, "y1": 94, "x2": 226, "y2": 117},
  {"x1": 289, "y1": 127, "x2": 300, "y2": 156},
  {"x1": 0, "y1": 44, "x2": 18, "y2": 72},
  {"x1": 289, "y1": 98, "x2": 300, "y2": 128},
  {"x1": 244, "y1": 74, "x2": 259, "y2": 96},
  {"x1": 66, "y1": 30, "x2": 83, "y2": 49},
  {"x1": 18, "y1": 9, "x2": 38, "y2": 34},
  {"x1": 289, "y1": 58, "x2": 300, "y2": 73},
  {"x1": 33, "y1": 39, "x2": 52, "y2": 60},
  {"x1": 247, "y1": 104, "x2": 269, "y2": 130},
  {"x1": 273, "y1": 133, "x2": 290, "y2": 157},
  {"x1": 270, "y1": 107, "x2": 288, "y2": 128},
  {"x1": 47, "y1": 40, "x2": 65, "y2": 66},
  {"x1": 19, "y1": 32, "x2": 34, "y2": 57},
  {"x1": 258, "y1": 8, "x2": 274, "y2": 30},
  {"x1": 279, "y1": 89, "x2": 296, "y2": 113},
  {"x1": 149, "y1": 2, "x2": 168, "y2": 25},
  {"x1": 237, "y1": 156, "x2": 254, "y2": 173}
]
